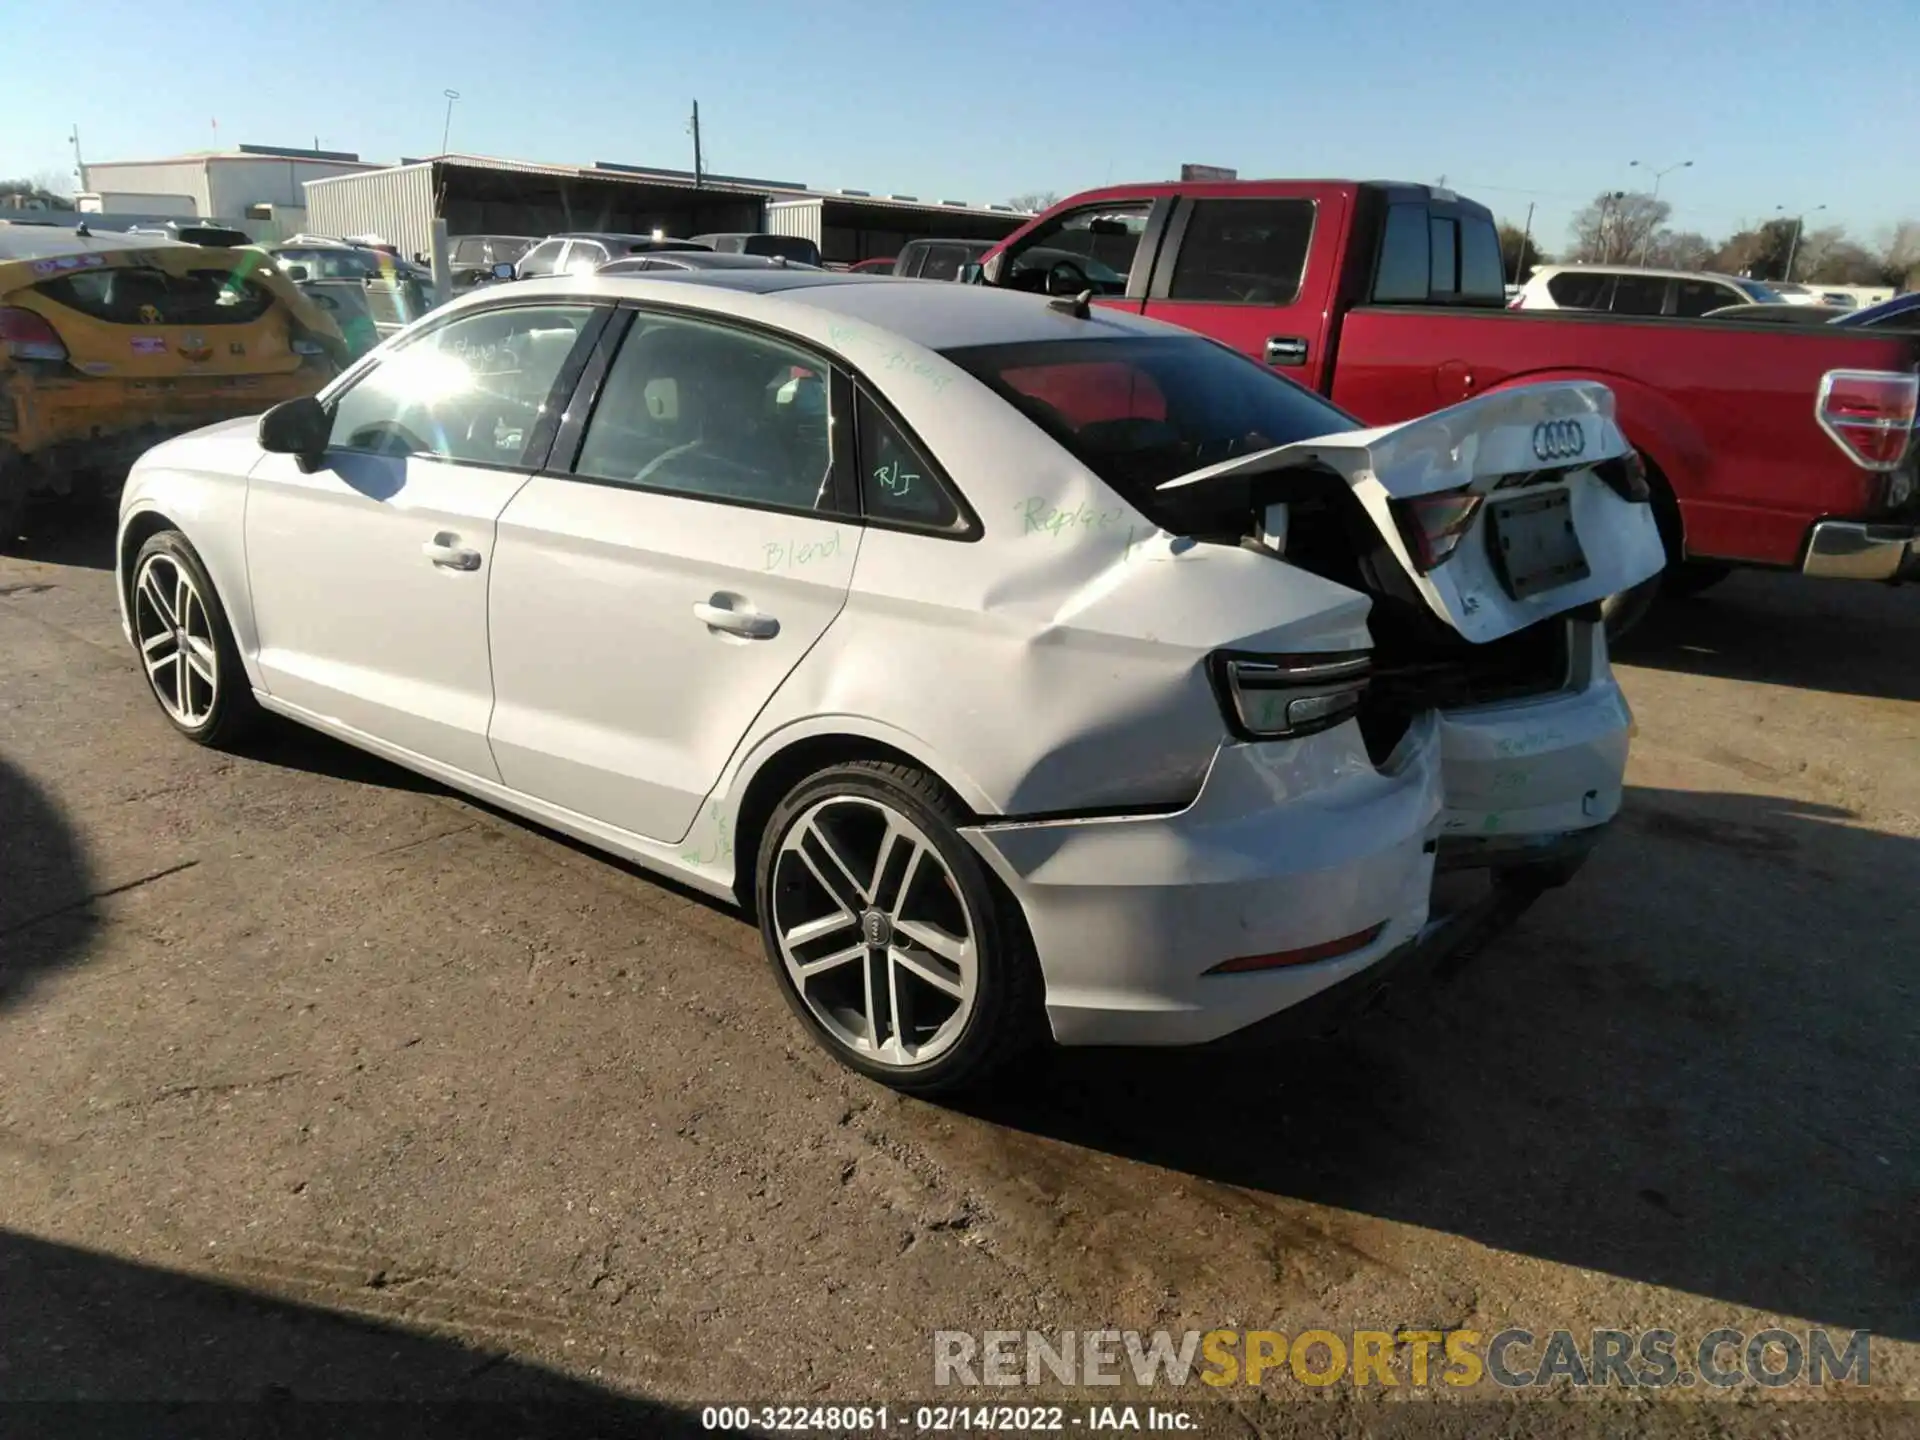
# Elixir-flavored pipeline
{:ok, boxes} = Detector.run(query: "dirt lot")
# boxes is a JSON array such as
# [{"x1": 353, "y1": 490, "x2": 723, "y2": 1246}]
[{"x1": 1, "y1": 522, "x2": 1915, "y2": 1434}]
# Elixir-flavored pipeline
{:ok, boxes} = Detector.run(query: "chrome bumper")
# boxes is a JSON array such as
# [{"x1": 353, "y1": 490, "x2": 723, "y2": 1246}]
[{"x1": 1801, "y1": 520, "x2": 1920, "y2": 581}]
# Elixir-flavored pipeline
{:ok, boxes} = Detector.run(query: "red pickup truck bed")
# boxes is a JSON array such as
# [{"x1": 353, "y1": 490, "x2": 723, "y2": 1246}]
[{"x1": 980, "y1": 181, "x2": 1920, "y2": 609}]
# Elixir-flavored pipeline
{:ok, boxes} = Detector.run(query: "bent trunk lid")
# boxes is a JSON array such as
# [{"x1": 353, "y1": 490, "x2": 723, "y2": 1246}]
[{"x1": 1159, "y1": 381, "x2": 1666, "y2": 644}]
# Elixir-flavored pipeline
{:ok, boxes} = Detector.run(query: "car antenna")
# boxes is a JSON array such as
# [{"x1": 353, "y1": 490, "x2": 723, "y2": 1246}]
[{"x1": 1048, "y1": 289, "x2": 1093, "y2": 319}]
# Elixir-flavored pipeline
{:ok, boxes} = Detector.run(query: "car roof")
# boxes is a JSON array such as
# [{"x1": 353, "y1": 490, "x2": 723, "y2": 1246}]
[
  {"x1": 1531, "y1": 264, "x2": 1761, "y2": 285},
  {"x1": 0, "y1": 224, "x2": 187, "y2": 262},
  {"x1": 498, "y1": 270, "x2": 1178, "y2": 349},
  {"x1": 603, "y1": 252, "x2": 797, "y2": 270}
]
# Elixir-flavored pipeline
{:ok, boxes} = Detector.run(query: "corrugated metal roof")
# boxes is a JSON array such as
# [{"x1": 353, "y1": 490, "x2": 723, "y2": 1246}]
[{"x1": 767, "y1": 194, "x2": 1020, "y2": 220}]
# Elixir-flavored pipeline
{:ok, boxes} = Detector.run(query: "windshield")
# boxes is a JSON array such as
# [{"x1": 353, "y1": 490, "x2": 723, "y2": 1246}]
[
  {"x1": 943, "y1": 335, "x2": 1357, "y2": 532},
  {"x1": 1734, "y1": 278, "x2": 1786, "y2": 302}
]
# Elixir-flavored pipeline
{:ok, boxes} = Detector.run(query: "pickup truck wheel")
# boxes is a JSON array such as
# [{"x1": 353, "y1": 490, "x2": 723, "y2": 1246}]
[
  {"x1": 0, "y1": 451, "x2": 25, "y2": 554},
  {"x1": 1601, "y1": 577, "x2": 1661, "y2": 642}
]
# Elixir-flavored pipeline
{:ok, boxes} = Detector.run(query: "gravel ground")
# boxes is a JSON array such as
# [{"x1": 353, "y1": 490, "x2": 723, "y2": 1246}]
[{"x1": 1, "y1": 522, "x2": 1914, "y2": 1437}]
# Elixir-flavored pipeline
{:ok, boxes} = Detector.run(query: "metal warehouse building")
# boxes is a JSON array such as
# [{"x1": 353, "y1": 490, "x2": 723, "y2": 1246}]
[
  {"x1": 80, "y1": 143, "x2": 377, "y2": 226},
  {"x1": 303, "y1": 154, "x2": 1027, "y2": 265}
]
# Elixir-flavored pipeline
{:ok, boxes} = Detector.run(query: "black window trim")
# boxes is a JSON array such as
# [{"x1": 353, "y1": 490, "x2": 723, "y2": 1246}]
[
  {"x1": 1147, "y1": 194, "x2": 1318, "y2": 306},
  {"x1": 318, "y1": 298, "x2": 610, "y2": 474}
]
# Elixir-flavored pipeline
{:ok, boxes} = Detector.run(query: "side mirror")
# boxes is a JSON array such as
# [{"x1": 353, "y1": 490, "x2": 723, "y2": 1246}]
[
  {"x1": 283, "y1": 263, "x2": 309, "y2": 282},
  {"x1": 258, "y1": 396, "x2": 329, "y2": 472},
  {"x1": 492, "y1": 262, "x2": 517, "y2": 281}
]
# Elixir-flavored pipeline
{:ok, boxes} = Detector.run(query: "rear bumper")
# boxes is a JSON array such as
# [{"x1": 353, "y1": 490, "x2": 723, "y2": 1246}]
[
  {"x1": 1800, "y1": 520, "x2": 1920, "y2": 580},
  {"x1": 962, "y1": 716, "x2": 1444, "y2": 1049}
]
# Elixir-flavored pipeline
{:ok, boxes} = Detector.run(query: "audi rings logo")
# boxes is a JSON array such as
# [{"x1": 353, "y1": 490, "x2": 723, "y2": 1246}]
[{"x1": 1532, "y1": 419, "x2": 1587, "y2": 461}]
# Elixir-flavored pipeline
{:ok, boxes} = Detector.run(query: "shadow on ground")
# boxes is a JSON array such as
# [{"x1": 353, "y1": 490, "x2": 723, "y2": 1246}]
[
  {"x1": 0, "y1": 754, "x2": 96, "y2": 1012},
  {"x1": 962, "y1": 782, "x2": 1920, "y2": 1342},
  {"x1": 0, "y1": 1228, "x2": 708, "y2": 1436},
  {"x1": 6, "y1": 500, "x2": 117, "y2": 573},
  {"x1": 1623, "y1": 568, "x2": 1920, "y2": 701}
]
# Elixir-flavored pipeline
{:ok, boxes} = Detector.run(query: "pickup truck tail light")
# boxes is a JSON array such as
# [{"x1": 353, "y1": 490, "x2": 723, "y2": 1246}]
[
  {"x1": 1816, "y1": 369, "x2": 1918, "y2": 471},
  {"x1": 1390, "y1": 487, "x2": 1483, "y2": 571},
  {"x1": 1210, "y1": 650, "x2": 1371, "y2": 741},
  {"x1": 0, "y1": 306, "x2": 68, "y2": 363}
]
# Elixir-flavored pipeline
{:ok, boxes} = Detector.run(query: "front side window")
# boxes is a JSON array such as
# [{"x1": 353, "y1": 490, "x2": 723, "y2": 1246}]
[
  {"x1": 563, "y1": 241, "x2": 608, "y2": 276},
  {"x1": 916, "y1": 244, "x2": 970, "y2": 282},
  {"x1": 945, "y1": 335, "x2": 1355, "y2": 534},
  {"x1": 1168, "y1": 198, "x2": 1313, "y2": 305},
  {"x1": 517, "y1": 239, "x2": 565, "y2": 277},
  {"x1": 1001, "y1": 204, "x2": 1149, "y2": 296},
  {"x1": 452, "y1": 239, "x2": 485, "y2": 266},
  {"x1": 572, "y1": 313, "x2": 835, "y2": 512},
  {"x1": 1674, "y1": 278, "x2": 1736, "y2": 317},
  {"x1": 326, "y1": 304, "x2": 595, "y2": 467}
]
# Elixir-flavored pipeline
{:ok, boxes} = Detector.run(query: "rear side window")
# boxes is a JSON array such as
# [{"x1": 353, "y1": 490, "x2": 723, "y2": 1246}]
[
  {"x1": 36, "y1": 266, "x2": 277, "y2": 325},
  {"x1": 945, "y1": 335, "x2": 1356, "y2": 533},
  {"x1": 857, "y1": 389, "x2": 964, "y2": 531},
  {"x1": 1429, "y1": 219, "x2": 1458, "y2": 295},
  {"x1": 1168, "y1": 198, "x2": 1313, "y2": 305},
  {"x1": 1611, "y1": 275, "x2": 1668, "y2": 316},
  {"x1": 1458, "y1": 218, "x2": 1504, "y2": 300},
  {"x1": 518, "y1": 239, "x2": 565, "y2": 276},
  {"x1": 1545, "y1": 271, "x2": 1614, "y2": 309},
  {"x1": 1371, "y1": 204, "x2": 1429, "y2": 301}
]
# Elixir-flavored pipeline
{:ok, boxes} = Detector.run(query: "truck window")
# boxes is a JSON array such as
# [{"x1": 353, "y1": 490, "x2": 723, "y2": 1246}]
[
  {"x1": 1674, "y1": 278, "x2": 1737, "y2": 318},
  {"x1": 1458, "y1": 218, "x2": 1504, "y2": 300},
  {"x1": 1001, "y1": 204, "x2": 1150, "y2": 296},
  {"x1": 1167, "y1": 199, "x2": 1313, "y2": 305},
  {"x1": 1546, "y1": 271, "x2": 1614, "y2": 310},
  {"x1": 1610, "y1": 275, "x2": 1668, "y2": 317},
  {"x1": 1429, "y1": 218, "x2": 1458, "y2": 294},
  {"x1": 917, "y1": 244, "x2": 970, "y2": 282},
  {"x1": 1372, "y1": 204, "x2": 1429, "y2": 302}
]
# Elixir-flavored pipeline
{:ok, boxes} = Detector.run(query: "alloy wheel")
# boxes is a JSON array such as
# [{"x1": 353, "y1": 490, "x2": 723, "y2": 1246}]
[
  {"x1": 133, "y1": 551, "x2": 219, "y2": 727},
  {"x1": 771, "y1": 796, "x2": 978, "y2": 1068}
]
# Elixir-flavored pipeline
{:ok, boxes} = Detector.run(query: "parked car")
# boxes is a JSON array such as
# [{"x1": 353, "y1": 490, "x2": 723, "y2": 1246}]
[
  {"x1": 0, "y1": 225, "x2": 343, "y2": 545},
  {"x1": 981, "y1": 182, "x2": 1920, "y2": 625},
  {"x1": 1832, "y1": 291, "x2": 1920, "y2": 332},
  {"x1": 266, "y1": 237, "x2": 437, "y2": 357},
  {"x1": 517, "y1": 234, "x2": 713, "y2": 280},
  {"x1": 847, "y1": 257, "x2": 897, "y2": 275},
  {"x1": 449, "y1": 234, "x2": 536, "y2": 293},
  {"x1": 597, "y1": 252, "x2": 818, "y2": 276},
  {"x1": 114, "y1": 270, "x2": 1660, "y2": 1093},
  {"x1": 893, "y1": 239, "x2": 993, "y2": 281},
  {"x1": 688, "y1": 233, "x2": 823, "y2": 267},
  {"x1": 1513, "y1": 265, "x2": 1785, "y2": 317}
]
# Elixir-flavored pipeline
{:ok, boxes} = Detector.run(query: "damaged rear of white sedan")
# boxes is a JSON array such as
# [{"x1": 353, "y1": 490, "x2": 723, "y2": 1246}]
[{"x1": 115, "y1": 272, "x2": 1662, "y2": 1095}]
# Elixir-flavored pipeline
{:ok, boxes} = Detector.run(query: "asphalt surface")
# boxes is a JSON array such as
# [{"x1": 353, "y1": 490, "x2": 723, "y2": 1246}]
[{"x1": 1, "y1": 519, "x2": 1915, "y2": 1434}]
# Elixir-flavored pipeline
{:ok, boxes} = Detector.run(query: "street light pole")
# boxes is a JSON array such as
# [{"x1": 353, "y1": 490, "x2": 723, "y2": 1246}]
[
  {"x1": 1628, "y1": 159, "x2": 1692, "y2": 264},
  {"x1": 441, "y1": 89, "x2": 461, "y2": 154},
  {"x1": 1778, "y1": 203, "x2": 1827, "y2": 283}
]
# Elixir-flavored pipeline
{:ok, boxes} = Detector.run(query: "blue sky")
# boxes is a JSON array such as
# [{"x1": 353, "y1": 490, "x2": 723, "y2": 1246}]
[{"x1": 5, "y1": 0, "x2": 1916, "y2": 252}]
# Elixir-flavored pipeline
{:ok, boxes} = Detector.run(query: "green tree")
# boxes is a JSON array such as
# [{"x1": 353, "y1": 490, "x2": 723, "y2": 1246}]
[{"x1": 1497, "y1": 222, "x2": 1549, "y2": 281}]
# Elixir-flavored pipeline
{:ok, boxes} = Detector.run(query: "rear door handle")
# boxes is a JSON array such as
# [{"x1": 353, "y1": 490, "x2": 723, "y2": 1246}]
[
  {"x1": 1264, "y1": 336, "x2": 1309, "y2": 367},
  {"x1": 422, "y1": 535, "x2": 482, "y2": 571},
  {"x1": 694, "y1": 598, "x2": 780, "y2": 639}
]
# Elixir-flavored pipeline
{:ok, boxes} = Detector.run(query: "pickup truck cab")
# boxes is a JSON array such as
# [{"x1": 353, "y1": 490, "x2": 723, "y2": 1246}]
[{"x1": 980, "y1": 182, "x2": 1920, "y2": 624}]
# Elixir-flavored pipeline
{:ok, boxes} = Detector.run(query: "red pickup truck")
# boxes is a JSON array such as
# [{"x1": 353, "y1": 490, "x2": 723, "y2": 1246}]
[{"x1": 978, "y1": 181, "x2": 1920, "y2": 629}]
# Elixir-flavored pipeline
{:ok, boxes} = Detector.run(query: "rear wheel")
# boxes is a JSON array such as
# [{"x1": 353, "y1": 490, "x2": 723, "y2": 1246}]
[
  {"x1": 755, "y1": 760, "x2": 1044, "y2": 1096},
  {"x1": 0, "y1": 451, "x2": 25, "y2": 554},
  {"x1": 1601, "y1": 450, "x2": 1685, "y2": 646},
  {"x1": 130, "y1": 530, "x2": 261, "y2": 748}
]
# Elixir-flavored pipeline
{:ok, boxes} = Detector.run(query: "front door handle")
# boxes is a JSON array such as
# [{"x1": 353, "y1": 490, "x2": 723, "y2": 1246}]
[
  {"x1": 694, "y1": 597, "x2": 780, "y2": 639},
  {"x1": 1265, "y1": 336, "x2": 1309, "y2": 367},
  {"x1": 422, "y1": 535, "x2": 482, "y2": 571}
]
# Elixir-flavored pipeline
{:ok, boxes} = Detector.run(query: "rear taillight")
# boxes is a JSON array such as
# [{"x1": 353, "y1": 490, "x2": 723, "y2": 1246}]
[
  {"x1": 0, "y1": 306, "x2": 68, "y2": 363},
  {"x1": 1595, "y1": 448, "x2": 1652, "y2": 503},
  {"x1": 1390, "y1": 487, "x2": 1484, "y2": 571},
  {"x1": 1816, "y1": 369, "x2": 1918, "y2": 471},
  {"x1": 1211, "y1": 650, "x2": 1371, "y2": 741}
]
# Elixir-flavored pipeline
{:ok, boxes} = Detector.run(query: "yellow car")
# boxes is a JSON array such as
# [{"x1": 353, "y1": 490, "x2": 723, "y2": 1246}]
[{"x1": 0, "y1": 224, "x2": 347, "y2": 544}]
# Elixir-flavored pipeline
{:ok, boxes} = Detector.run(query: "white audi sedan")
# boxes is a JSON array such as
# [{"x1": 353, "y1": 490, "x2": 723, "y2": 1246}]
[{"x1": 116, "y1": 271, "x2": 1663, "y2": 1094}]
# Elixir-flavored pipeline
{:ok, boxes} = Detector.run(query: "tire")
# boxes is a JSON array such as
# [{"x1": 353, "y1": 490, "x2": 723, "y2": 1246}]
[
  {"x1": 1600, "y1": 576, "x2": 1661, "y2": 645},
  {"x1": 1601, "y1": 450, "x2": 1686, "y2": 646},
  {"x1": 0, "y1": 452, "x2": 25, "y2": 555},
  {"x1": 754, "y1": 760, "x2": 1045, "y2": 1096},
  {"x1": 1663, "y1": 561, "x2": 1733, "y2": 599},
  {"x1": 129, "y1": 530, "x2": 261, "y2": 749}
]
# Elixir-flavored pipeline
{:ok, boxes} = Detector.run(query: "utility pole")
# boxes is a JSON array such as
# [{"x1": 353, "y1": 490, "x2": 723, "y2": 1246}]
[
  {"x1": 441, "y1": 89, "x2": 460, "y2": 154},
  {"x1": 70, "y1": 124, "x2": 85, "y2": 192},
  {"x1": 690, "y1": 100, "x2": 704, "y2": 188},
  {"x1": 1515, "y1": 201, "x2": 1535, "y2": 284},
  {"x1": 1779, "y1": 203, "x2": 1826, "y2": 282}
]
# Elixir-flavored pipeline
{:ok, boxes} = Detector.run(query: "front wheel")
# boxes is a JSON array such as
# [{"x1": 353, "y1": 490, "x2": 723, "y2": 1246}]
[
  {"x1": 754, "y1": 761, "x2": 1044, "y2": 1096},
  {"x1": 129, "y1": 530, "x2": 261, "y2": 748}
]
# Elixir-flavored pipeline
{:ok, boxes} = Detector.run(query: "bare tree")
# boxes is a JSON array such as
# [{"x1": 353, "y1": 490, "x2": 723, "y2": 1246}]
[
  {"x1": 1879, "y1": 220, "x2": 1920, "y2": 284},
  {"x1": 1643, "y1": 230, "x2": 1715, "y2": 271},
  {"x1": 1803, "y1": 237, "x2": 1886, "y2": 286},
  {"x1": 1568, "y1": 190, "x2": 1671, "y2": 265},
  {"x1": 1006, "y1": 191, "x2": 1061, "y2": 214},
  {"x1": 31, "y1": 167, "x2": 76, "y2": 199}
]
